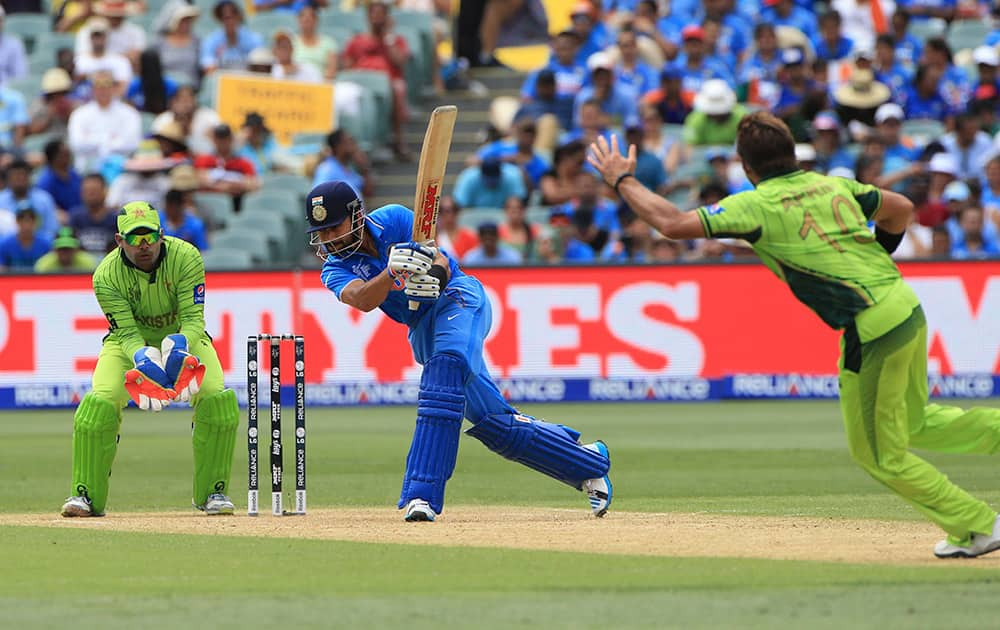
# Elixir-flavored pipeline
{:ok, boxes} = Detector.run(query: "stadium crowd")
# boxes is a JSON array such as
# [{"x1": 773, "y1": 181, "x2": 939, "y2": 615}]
[{"x1": 1, "y1": 0, "x2": 999, "y2": 272}]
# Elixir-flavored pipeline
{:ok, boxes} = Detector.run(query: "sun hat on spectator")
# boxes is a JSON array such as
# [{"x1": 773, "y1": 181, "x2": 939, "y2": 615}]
[
  {"x1": 795, "y1": 143, "x2": 817, "y2": 163},
  {"x1": 833, "y1": 69, "x2": 890, "y2": 109},
  {"x1": 681, "y1": 25, "x2": 705, "y2": 41},
  {"x1": 813, "y1": 111, "x2": 840, "y2": 131},
  {"x1": 87, "y1": 16, "x2": 111, "y2": 33},
  {"x1": 41, "y1": 68, "x2": 73, "y2": 95},
  {"x1": 124, "y1": 140, "x2": 179, "y2": 172},
  {"x1": 248, "y1": 47, "x2": 275, "y2": 65},
  {"x1": 152, "y1": 119, "x2": 189, "y2": 151},
  {"x1": 874, "y1": 102, "x2": 905, "y2": 125},
  {"x1": 973, "y1": 45, "x2": 999, "y2": 67},
  {"x1": 587, "y1": 52, "x2": 614, "y2": 72},
  {"x1": 852, "y1": 45, "x2": 874, "y2": 62},
  {"x1": 928, "y1": 152, "x2": 959, "y2": 177},
  {"x1": 169, "y1": 165, "x2": 200, "y2": 192},
  {"x1": 942, "y1": 180, "x2": 971, "y2": 202},
  {"x1": 828, "y1": 166, "x2": 855, "y2": 179},
  {"x1": 168, "y1": 3, "x2": 201, "y2": 31},
  {"x1": 781, "y1": 47, "x2": 804, "y2": 66},
  {"x1": 95, "y1": 1, "x2": 140, "y2": 17},
  {"x1": 693, "y1": 80, "x2": 736, "y2": 115}
]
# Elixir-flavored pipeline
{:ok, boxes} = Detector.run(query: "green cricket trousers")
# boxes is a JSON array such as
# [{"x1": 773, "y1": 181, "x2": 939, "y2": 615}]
[{"x1": 839, "y1": 305, "x2": 1000, "y2": 544}]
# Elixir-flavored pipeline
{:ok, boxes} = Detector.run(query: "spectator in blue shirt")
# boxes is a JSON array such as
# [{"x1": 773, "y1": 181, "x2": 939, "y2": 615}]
[
  {"x1": 35, "y1": 139, "x2": 82, "y2": 214},
  {"x1": 311, "y1": 129, "x2": 372, "y2": 198},
  {"x1": 236, "y1": 111, "x2": 279, "y2": 175},
  {"x1": 254, "y1": 0, "x2": 311, "y2": 13},
  {"x1": 601, "y1": 205, "x2": 652, "y2": 262},
  {"x1": 874, "y1": 34, "x2": 913, "y2": 104},
  {"x1": 477, "y1": 117, "x2": 550, "y2": 191},
  {"x1": 514, "y1": 69, "x2": 574, "y2": 133},
  {"x1": 0, "y1": 207, "x2": 51, "y2": 271},
  {"x1": 902, "y1": 65, "x2": 956, "y2": 121},
  {"x1": 550, "y1": 171, "x2": 618, "y2": 254},
  {"x1": 950, "y1": 206, "x2": 1000, "y2": 259},
  {"x1": 889, "y1": 10, "x2": 923, "y2": 68},
  {"x1": 814, "y1": 10, "x2": 853, "y2": 62},
  {"x1": 671, "y1": 25, "x2": 734, "y2": 106},
  {"x1": 569, "y1": 1, "x2": 612, "y2": 66},
  {"x1": 548, "y1": 209, "x2": 596, "y2": 261},
  {"x1": 0, "y1": 160, "x2": 59, "y2": 240},
  {"x1": 572, "y1": 52, "x2": 639, "y2": 129},
  {"x1": 462, "y1": 222, "x2": 523, "y2": 266},
  {"x1": 453, "y1": 157, "x2": 527, "y2": 210},
  {"x1": 874, "y1": 103, "x2": 920, "y2": 165},
  {"x1": 160, "y1": 189, "x2": 208, "y2": 251},
  {"x1": 738, "y1": 23, "x2": 782, "y2": 106},
  {"x1": 126, "y1": 48, "x2": 180, "y2": 115},
  {"x1": 0, "y1": 81, "x2": 28, "y2": 156},
  {"x1": 810, "y1": 111, "x2": 856, "y2": 174},
  {"x1": 0, "y1": 8, "x2": 28, "y2": 84},
  {"x1": 897, "y1": 0, "x2": 956, "y2": 22},
  {"x1": 68, "y1": 173, "x2": 117, "y2": 257},
  {"x1": 762, "y1": 0, "x2": 818, "y2": 42},
  {"x1": 613, "y1": 27, "x2": 658, "y2": 97},
  {"x1": 520, "y1": 31, "x2": 587, "y2": 131},
  {"x1": 922, "y1": 37, "x2": 971, "y2": 112},
  {"x1": 200, "y1": 0, "x2": 264, "y2": 73},
  {"x1": 695, "y1": 0, "x2": 751, "y2": 62},
  {"x1": 623, "y1": 122, "x2": 666, "y2": 193}
]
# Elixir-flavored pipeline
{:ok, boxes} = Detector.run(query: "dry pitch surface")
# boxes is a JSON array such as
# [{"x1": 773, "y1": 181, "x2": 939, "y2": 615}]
[{"x1": 3, "y1": 507, "x2": 998, "y2": 567}]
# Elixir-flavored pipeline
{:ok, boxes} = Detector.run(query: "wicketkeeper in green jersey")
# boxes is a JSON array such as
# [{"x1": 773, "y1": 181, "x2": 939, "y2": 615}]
[
  {"x1": 589, "y1": 112, "x2": 1000, "y2": 559},
  {"x1": 61, "y1": 201, "x2": 240, "y2": 517}
]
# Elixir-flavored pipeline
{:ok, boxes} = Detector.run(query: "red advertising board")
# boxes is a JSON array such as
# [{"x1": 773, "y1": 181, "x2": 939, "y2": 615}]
[{"x1": 1, "y1": 262, "x2": 998, "y2": 396}]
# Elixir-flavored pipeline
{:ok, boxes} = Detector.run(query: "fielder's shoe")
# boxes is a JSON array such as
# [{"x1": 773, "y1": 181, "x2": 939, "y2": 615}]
[
  {"x1": 197, "y1": 493, "x2": 235, "y2": 516},
  {"x1": 404, "y1": 498, "x2": 436, "y2": 522},
  {"x1": 582, "y1": 441, "x2": 613, "y2": 518},
  {"x1": 61, "y1": 495, "x2": 102, "y2": 517},
  {"x1": 934, "y1": 516, "x2": 1000, "y2": 558}
]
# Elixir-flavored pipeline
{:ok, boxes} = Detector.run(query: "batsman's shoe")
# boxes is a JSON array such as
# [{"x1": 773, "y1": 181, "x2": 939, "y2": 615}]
[
  {"x1": 404, "y1": 498, "x2": 436, "y2": 522},
  {"x1": 196, "y1": 493, "x2": 235, "y2": 515},
  {"x1": 582, "y1": 441, "x2": 612, "y2": 518},
  {"x1": 935, "y1": 517, "x2": 1000, "y2": 558},
  {"x1": 61, "y1": 495, "x2": 102, "y2": 517}
]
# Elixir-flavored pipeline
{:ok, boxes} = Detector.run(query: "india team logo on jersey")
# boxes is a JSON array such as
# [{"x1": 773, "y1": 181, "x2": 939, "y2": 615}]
[{"x1": 193, "y1": 283, "x2": 205, "y2": 304}]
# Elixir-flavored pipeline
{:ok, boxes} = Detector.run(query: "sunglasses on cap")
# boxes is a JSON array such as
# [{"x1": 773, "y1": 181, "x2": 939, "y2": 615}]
[{"x1": 121, "y1": 230, "x2": 163, "y2": 246}]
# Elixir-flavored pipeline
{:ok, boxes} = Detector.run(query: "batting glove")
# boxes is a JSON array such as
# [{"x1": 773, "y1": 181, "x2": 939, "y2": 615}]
[
  {"x1": 161, "y1": 334, "x2": 206, "y2": 403},
  {"x1": 388, "y1": 241, "x2": 438, "y2": 279},
  {"x1": 124, "y1": 347, "x2": 176, "y2": 412},
  {"x1": 403, "y1": 272, "x2": 440, "y2": 302}
]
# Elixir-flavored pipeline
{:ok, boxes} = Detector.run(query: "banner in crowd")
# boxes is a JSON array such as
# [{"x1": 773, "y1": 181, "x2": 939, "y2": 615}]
[
  {"x1": 214, "y1": 73, "x2": 335, "y2": 145},
  {"x1": 1, "y1": 262, "x2": 998, "y2": 408}
]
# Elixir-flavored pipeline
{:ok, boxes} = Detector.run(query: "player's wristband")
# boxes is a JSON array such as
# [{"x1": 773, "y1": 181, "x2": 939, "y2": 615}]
[
  {"x1": 428, "y1": 263, "x2": 449, "y2": 288},
  {"x1": 874, "y1": 226, "x2": 904, "y2": 254},
  {"x1": 613, "y1": 173, "x2": 634, "y2": 196}
]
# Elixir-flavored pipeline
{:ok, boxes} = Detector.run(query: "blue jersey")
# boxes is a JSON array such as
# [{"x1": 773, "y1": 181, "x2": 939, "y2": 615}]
[{"x1": 319, "y1": 204, "x2": 465, "y2": 327}]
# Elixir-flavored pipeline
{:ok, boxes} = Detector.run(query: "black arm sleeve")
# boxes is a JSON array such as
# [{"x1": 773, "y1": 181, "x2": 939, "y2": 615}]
[
  {"x1": 428, "y1": 263, "x2": 449, "y2": 288},
  {"x1": 875, "y1": 226, "x2": 904, "y2": 254}
]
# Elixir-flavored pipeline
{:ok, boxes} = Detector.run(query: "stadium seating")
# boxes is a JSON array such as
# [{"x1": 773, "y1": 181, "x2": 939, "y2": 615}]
[
  {"x1": 6, "y1": 13, "x2": 51, "y2": 55},
  {"x1": 947, "y1": 20, "x2": 992, "y2": 55},
  {"x1": 901, "y1": 119, "x2": 945, "y2": 147},
  {"x1": 229, "y1": 211, "x2": 293, "y2": 262},
  {"x1": 319, "y1": 9, "x2": 365, "y2": 34},
  {"x1": 243, "y1": 188, "x2": 307, "y2": 237},
  {"x1": 335, "y1": 70, "x2": 392, "y2": 146},
  {"x1": 907, "y1": 17, "x2": 947, "y2": 44},
  {"x1": 194, "y1": 193, "x2": 236, "y2": 230},
  {"x1": 211, "y1": 228, "x2": 277, "y2": 265},
  {"x1": 8, "y1": 76, "x2": 43, "y2": 102},
  {"x1": 247, "y1": 12, "x2": 298, "y2": 36},
  {"x1": 201, "y1": 247, "x2": 255, "y2": 270}
]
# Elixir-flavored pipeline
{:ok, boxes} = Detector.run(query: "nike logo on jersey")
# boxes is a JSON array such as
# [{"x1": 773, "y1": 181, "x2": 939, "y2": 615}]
[{"x1": 447, "y1": 313, "x2": 460, "y2": 321}]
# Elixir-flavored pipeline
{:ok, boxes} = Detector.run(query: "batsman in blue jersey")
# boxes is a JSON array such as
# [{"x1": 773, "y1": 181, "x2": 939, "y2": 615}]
[{"x1": 307, "y1": 181, "x2": 612, "y2": 521}]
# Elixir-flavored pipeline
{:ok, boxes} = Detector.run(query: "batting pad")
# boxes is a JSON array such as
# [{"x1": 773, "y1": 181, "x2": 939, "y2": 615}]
[
  {"x1": 398, "y1": 353, "x2": 467, "y2": 514},
  {"x1": 71, "y1": 393, "x2": 122, "y2": 514},
  {"x1": 465, "y1": 414, "x2": 610, "y2": 490},
  {"x1": 191, "y1": 389, "x2": 239, "y2": 507}
]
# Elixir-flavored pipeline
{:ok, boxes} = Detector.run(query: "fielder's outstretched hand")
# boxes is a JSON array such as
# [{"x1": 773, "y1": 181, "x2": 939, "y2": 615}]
[
  {"x1": 124, "y1": 347, "x2": 176, "y2": 412},
  {"x1": 587, "y1": 135, "x2": 637, "y2": 188},
  {"x1": 161, "y1": 334, "x2": 206, "y2": 403},
  {"x1": 388, "y1": 241, "x2": 438, "y2": 280}
]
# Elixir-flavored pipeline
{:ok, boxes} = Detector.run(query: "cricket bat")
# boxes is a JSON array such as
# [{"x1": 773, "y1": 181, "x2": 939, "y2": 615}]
[{"x1": 408, "y1": 105, "x2": 458, "y2": 310}]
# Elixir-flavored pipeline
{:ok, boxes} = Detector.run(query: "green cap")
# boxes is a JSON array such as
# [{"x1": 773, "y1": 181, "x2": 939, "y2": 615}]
[
  {"x1": 52, "y1": 227, "x2": 80, "y2": 250},
  {"x1": 117, "y1": 201, "x2": 161, "y2": 235}
]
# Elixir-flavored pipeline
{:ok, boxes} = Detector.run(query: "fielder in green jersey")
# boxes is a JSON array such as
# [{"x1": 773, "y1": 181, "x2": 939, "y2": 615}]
[
  {"x1": 61, "y1": 201, "x2": 240, "y2": 518},
  {"x1": 589, "y1": 112, "x2": 1000, "y2": 559}
]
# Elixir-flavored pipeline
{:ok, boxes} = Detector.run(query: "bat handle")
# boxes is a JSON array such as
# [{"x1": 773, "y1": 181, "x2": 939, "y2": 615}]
[{"x1": 408, "y1": 299, "x2": 419, "y2": 311}]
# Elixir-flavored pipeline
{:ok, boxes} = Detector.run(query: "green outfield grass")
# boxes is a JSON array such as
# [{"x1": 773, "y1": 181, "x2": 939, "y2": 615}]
[{"x1": 4, "y1": 400, "x2": 1000, "y2": 628}]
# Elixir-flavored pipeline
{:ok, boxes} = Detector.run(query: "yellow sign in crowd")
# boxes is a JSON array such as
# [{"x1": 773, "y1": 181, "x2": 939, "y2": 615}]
[{"x1": 215, "y1": 74, "x2": 336, "y2": 146}]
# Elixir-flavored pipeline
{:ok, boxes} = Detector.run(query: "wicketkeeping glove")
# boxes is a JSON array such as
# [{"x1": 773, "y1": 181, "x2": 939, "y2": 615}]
[
  {"x1": 160, "y1": 334, "x2": 206, "y2": 403},
  {"x1": 403, "y1": 272, "x2": 440, "y2": 302},
  {"x1": 388, "y1": 241, "x2": 438, "y2": 280},
  {"x1": 124, "y1": 347, "x2": 176, "y2": 412}
]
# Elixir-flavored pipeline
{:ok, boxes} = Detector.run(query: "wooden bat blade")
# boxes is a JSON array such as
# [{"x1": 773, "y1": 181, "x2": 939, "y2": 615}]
[{"x1": 411, "y1": 105, "x2": 458, "y2": 244}]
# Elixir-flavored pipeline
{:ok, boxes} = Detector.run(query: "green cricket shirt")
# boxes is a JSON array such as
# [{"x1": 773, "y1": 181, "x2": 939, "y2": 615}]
[
  {"x1": 93, "y1": 236, "x2": 207, "y2": 357},
  {"x1": 696, "y1": 170, "x2": 919, "y2": 342}
]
